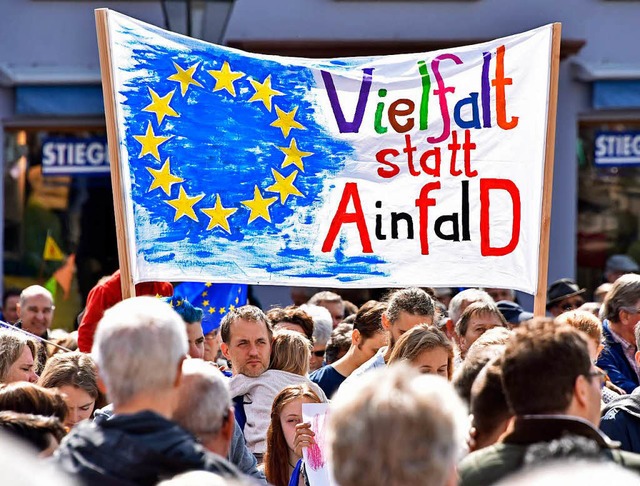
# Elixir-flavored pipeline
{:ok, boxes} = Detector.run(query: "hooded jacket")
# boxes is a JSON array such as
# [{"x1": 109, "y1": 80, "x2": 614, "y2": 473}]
[
  {"x1": 53, "y1": 410, "x2": 241, "y2": 486},
  {"x1": 601, "y1": 387, "x2": 640, "y2": 453}
]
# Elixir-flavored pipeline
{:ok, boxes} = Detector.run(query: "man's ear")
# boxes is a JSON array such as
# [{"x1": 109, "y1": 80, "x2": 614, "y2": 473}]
[
  {"x1": 444, "y1": 319, "x2": 456, "y2": 342},
  {"x1": 174, "y1": 356, "x2": 185, "y2": 388},
  {"x1": 220, "y1": 342, "x2": 231, "y2": 360},
  {"x1": 221, "y1": 407, "x2": 235, "y2": 442},
  {"x1": 352, "y1": 328, "x2": 362, "y2": 346},
  {"x1": 96, "y1": 374, "x2": 108, "y2": 396},
  {"x1": 573, "y1": 374, "x2": 589, "y2": 409},
  {"x1": 16, "y1": 302, "x2": 21, "y2": 318},
  {"x1": 381, "y1": 314, "x2": 391, "y2": 331},
  {"x1": 635, "y1": 350, "x2": 640, "y2": 369}
]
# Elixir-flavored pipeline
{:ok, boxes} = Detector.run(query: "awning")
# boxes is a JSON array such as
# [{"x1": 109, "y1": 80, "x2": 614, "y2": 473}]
[{"x1": 573, "y1": 60, "x2": 640, "y2": 109}]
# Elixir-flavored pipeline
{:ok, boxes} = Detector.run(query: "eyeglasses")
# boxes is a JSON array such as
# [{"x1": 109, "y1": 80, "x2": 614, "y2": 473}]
[
  {"x1": 312, "y1": 349, "x2": 326, "y2": 357},
  {"x1": 586, "y1": 368, "x2": 607, "y2": 388}
]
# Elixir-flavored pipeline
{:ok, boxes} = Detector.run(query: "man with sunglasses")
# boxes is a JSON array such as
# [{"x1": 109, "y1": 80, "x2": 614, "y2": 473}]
[
  {"x1": 597, "y1": 274, "x2": 640, "y2": 393},
  {"x1": 459, "y1": 320, "x2": 640, "y2": 486},
  {"x1": 546, "y1": 278, "x2": 586, "y2": 317}
]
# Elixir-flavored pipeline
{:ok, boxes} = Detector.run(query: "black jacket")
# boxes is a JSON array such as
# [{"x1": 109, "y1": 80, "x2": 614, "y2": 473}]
[
  {"x1": 53, "y1": 410, "x2": 241, "y2": 486},
  {"x1": 601, "y1": 388, "x2": 640, "y2": 453}
]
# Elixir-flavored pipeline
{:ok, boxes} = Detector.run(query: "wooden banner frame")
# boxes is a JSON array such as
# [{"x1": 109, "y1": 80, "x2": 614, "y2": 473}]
[
  {"x1": 95, "y1": 9, "x2": 561, "y2": 308},
  {"x1": 533, "y1": 22, "x2": 561, "y2": 317},
  {"x1": 96, "y1": 8, "x2": 136, "y2": 299}
]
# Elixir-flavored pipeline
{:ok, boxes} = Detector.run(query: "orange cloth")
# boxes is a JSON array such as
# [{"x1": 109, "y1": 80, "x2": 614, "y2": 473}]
[{"x1": 77, "y1": 270, "x2": 173, "y2": 352}]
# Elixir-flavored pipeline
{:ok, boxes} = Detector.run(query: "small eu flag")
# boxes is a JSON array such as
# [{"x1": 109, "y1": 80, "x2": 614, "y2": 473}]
[{"x1": 173, "y1": 282, "x2": 248, "y2": 334}]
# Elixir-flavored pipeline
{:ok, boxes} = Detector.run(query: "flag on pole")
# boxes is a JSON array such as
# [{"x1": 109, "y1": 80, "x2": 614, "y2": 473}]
[
  {"x1": 173, "y1": 282, "x2": 248, "y2": 334},
  {"x1": 100, "y1": 10, "x2": 555, "y2": 293},
  {"x1": 53, "y1": 254, "x2": 76, "y2": 300},
  {"x1": 43, "y1": 234, "x2": 65, "y2": 261}
]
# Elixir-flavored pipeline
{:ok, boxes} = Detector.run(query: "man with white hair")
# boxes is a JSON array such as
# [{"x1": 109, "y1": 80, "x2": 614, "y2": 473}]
[
  {"x1": 328, "y1": 363, "x2": 467, "y2": 486},
  {"x1": 173, "y1": 359, "x2": 267, "y2": 483},
  {"x1": 53, "y1": 296, "x2": 241, "y2": 484}
]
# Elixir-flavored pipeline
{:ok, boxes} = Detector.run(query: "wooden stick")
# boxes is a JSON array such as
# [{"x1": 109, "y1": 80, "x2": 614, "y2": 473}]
[
  {"x1": 534, "y1": 23, "x2": 562, "y2": 317},
  {"x1": 95, "y1": 9, "x2": 136, "y2": 300}
]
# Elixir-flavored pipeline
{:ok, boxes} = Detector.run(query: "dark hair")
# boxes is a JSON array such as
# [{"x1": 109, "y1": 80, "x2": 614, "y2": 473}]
[
  {"x1": 384, "y1": 288, "x2": 435, "y2": 324},
  {"x1": 161, "y1": 296, "x2": 203, "y2": 324},
  {"x1": 470, "y1": 356, "x2": 512, "y2": 450},
  {"x1": 264, "y1": 384, "x2": 321, "y2": 486},
  {"x1": 501, "y1": 320, "x2": 592, "y2": 415},
  {"x1": 0, "y1": 411, "x2": 66, "y2": 452},
  {"x1": 220, "y1": 305, "x2": 272, "y2": 345},
  {"x1": 452, "y1": 344, "x2": 504, "y2": 405},
  {"x1": 267, "y1": 306, "x2": 314, "y2": 342},
  {"x1": 353, "y1": 301, "x2": 386, "y2": 339},
  {"x1": 455, "y1": 301, "x2": 508, "y2": 338},
  {"x1": 0, "y1": 382, "x2": 68, "y2": 423},
  {"x1": 2, "y1": 288, "x2": 21, "y2": 308},
  {"x1": 325, "y1": 323, "x2": 353, "y2": 364}
]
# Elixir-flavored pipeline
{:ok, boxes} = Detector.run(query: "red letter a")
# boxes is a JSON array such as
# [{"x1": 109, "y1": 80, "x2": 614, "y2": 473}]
[
  {"x1": 322, "y1": 183, "x2": 373, "y2": 253},
  {"x1": 480, "y1": 178, "x2": 521, "y2": 256}
]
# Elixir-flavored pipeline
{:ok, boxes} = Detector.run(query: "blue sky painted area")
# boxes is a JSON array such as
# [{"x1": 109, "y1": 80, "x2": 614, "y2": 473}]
[{"x1": 112, "y1": 15, "x2": 387, "y2": 282}]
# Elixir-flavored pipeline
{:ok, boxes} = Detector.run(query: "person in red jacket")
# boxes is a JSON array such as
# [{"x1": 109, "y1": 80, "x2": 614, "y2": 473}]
[{"x1": 77, "y1": 270, "x2": 173, "y2": 352}]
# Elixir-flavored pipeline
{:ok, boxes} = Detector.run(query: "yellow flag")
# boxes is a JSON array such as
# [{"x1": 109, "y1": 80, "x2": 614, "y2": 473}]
[{"x1": 43, "y1": 234, "x2": 65, "y2": 261}]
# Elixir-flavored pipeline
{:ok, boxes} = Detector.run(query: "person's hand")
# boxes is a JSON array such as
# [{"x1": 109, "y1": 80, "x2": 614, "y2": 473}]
[
  {"x1": 604, "y1": 379, "x2": 626, "y2": 396},
  {"x1": 293, "y1": 422, "x2": 316, "y2": 457}
]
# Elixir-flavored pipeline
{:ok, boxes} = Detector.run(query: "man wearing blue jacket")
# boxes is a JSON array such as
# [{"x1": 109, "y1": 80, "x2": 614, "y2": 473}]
[{"x1": 597, "y1": 274, "x2": 640, "y2": 394}]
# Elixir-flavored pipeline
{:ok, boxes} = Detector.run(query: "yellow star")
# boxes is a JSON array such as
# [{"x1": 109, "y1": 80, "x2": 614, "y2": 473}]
[
  {"x1": 133, "y1": 122, "x2": 172, "y2": 161},
  {"x1": 219, "y1": 307, "x2": 226, "y2": 314},
  {"x1": 202, "y1": 291, "x2": 208, "y2": 297},
  {"x1": 205, "y1": 282, "x2": 212, "y2": 287},
  {"x1": 142, "y1": 88, "x2": 179, "y2": 125},
  {"x1": 202, "y1": 300, "x2": 209, "y2": 306},
  {"x1": 200, "y1": 195, "x2": 238, "y2": 233},
  {"x1": 235, "y1": 297, "x2": 239, "y2": 304},
  {"x1": 248, "y1": 75, "x2": 283, "y2": 111},
  {"x1": 208, "y1": 61, "x2": 244, "y2": 97},
  {"x1": 165, "y1": 186, "x2": 204, "y2": 222},
  {"x1": 168, "y1": 62, "x2": 203, "y2": 96},
  {"x1": 270, "y1": 106, "x2": 306, "y2": 138},
  {"x1": 229, "y1": 305, "x2": 236, "y2": 312},
  {"x1": 146, "y1": 158, "x2": 184, "y2": 196},
  {"x1": 208, "y1": 307, "x2": 216, "y2": 314},
  {"x1": 278, "y1": 138, "x2": 313, "y2": 172},
  {"x1": 241, "y1": 186, "x2": 278, "y2": 224},
  {"x1": 266, "y1": 168, "x2": 304, "y2": 204}
]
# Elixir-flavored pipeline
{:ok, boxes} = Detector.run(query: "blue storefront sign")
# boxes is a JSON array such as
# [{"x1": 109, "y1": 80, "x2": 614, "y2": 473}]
[
  {"x1": 595, "y1": 131, "x2": 640, "y2": 166},
  {"x1": 42, "y1": 137, "x2": 109, "y2": 175}
]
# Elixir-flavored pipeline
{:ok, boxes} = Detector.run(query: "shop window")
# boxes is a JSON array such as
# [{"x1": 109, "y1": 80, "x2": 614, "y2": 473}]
[{"x1": 577, "y1": 120, "x2": 640, "y2": 296}]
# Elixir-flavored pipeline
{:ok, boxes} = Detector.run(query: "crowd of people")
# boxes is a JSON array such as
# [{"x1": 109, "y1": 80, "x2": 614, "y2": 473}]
[{"x1": 2, "y1": 254, "x2": 640, "y2": 484}]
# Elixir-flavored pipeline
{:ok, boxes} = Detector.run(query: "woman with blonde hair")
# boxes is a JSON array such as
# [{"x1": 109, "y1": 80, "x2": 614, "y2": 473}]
[
  {"x1": 38, "y1": 352, "x2": 104, "y2": 429},
  {"x1": 388, "y1": 324, "x2": 454, "y2": 379},
  {"x1": 0, "y1": 330, "x2": 39, "y2": 384},
  {"x1": 264, "y1": 384, "x2": 322, "y2": 486}
]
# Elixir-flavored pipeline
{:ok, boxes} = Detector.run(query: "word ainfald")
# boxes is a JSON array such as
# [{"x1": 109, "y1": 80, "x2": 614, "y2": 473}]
[{"x1": 321, "y1": 179, "x2": 521, "y2": 257}]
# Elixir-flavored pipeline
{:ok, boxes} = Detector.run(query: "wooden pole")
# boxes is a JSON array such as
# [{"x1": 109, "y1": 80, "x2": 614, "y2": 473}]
[
  {"x1": 533, "y1": 23, "x2": 562, "y2": 317},
  {"x1": 95, "y1": 9, "x2": 136, "y2": 300}
]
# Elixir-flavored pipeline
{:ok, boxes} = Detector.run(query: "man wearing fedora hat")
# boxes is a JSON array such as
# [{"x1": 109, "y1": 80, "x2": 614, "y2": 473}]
[{"x1": 546, "y1": 279, "x2": 586, "y2": 318}]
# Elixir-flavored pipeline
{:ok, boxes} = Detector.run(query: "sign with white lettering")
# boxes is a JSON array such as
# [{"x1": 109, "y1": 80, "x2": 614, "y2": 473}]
[
  {"x1": 42, "y1": 137, "x2": 110, "y2": 175},
  {"x1": 594, "y1": 131, "x2": 640, "y2": 166}
]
